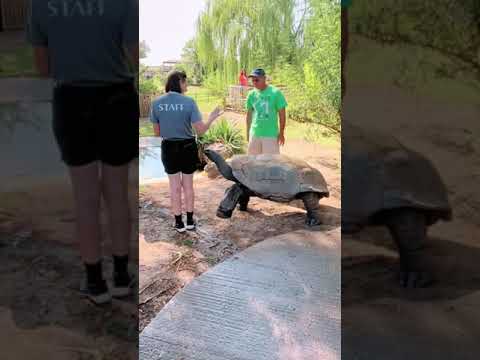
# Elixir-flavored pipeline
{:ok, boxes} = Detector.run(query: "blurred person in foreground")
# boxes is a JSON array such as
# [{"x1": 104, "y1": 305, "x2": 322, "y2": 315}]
[{"x1": 27, "y1": 0, "x2": 139, "y2": 304}]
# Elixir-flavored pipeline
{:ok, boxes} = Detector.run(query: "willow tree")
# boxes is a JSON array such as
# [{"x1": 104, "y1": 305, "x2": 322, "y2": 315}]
[
  {"x1": 304, "y1": 0, "x2": 341, "y2": 114},
  {"x1": 195, "y1": 0, "x2": 298, "y2": 91}
]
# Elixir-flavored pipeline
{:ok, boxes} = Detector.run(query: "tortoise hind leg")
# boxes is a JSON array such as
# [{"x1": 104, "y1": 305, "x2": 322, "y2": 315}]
[
  {"x1": 217, "y1": 184, "x2": 245, "y2": 218},
  {"x1": 385, "y1": 208, "x2": 433, "y2": 288},
  {"x1": 301, "y1": 192, "x2": 322, "y2": 226}
]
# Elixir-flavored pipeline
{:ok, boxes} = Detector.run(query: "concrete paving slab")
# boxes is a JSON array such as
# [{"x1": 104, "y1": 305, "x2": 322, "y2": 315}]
[{"x1": 140, "y1": 229, "x2": 341, "y2": 360}]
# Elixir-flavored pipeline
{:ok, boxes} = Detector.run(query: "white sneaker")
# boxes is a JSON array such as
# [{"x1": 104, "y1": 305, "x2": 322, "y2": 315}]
[
  {"x1": 174, "y1": 220, "x2": 186, "y2": 233},
  {"x1": 111, "y1": 272, "x2": 134, "y2": 298},
  {"x1": 80, "y1": 279, "x2": 112, "y2": 305},
  {"x1": 186, "y1": 219, "x2": 196, "y2": 231}
]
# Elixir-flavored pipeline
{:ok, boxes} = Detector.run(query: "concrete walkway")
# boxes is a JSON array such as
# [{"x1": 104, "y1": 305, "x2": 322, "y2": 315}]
[
  {"x1": 140, "y1": 229, "x2": 341, "y2": 360},
  {"x1": 0, "y1": 78, "x2": 53, "y2": 103},
  {"x1": 0, "y1": 78, "x2": 62, "y2": 191}
]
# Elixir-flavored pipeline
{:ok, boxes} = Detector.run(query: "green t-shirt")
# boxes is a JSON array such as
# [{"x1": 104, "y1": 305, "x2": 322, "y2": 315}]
[{"x1": 246, "y1": 85, "x2": 287, "y2": 138}]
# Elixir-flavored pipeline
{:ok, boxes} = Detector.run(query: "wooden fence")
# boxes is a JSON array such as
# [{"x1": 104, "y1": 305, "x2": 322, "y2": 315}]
[
  {"x1": 227, "y1": 85, "x2": 251, "y2": 112},
  {"x1": 139, "y1": 93, "x2": 161, "y2": 118},
  {"x1": 1, "y1": 0, "x2": 27, "y2": 30}
]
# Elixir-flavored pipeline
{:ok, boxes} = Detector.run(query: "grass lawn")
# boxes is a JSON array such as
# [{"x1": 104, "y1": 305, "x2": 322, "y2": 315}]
[
  {"x1": 186, "y1": 85, "x2": 224, "y2": 113},
  {"x1": 0, "y1": 47, "x2": 36, "y2": 77},
  {"x1": 139, "y1": 115, "x2": 339, "y2": 147},
  {"x1": 231, "y1": 117, "x2": 339, "y2": 147}
]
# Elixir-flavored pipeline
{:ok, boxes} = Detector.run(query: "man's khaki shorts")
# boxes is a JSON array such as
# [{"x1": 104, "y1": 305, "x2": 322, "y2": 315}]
[{"x1": 248, "y1": 136, "x2": 280, "y2": 155}]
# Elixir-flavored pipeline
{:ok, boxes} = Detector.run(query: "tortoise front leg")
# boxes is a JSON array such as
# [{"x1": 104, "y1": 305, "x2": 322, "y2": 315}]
[
  {"x1": 238, "y1": 192, "x2": 251, "y2": 211},
  {"x1": 385, "y1": 208, "x2": 433, "y2": 288},
  {"x1": 217, "y1": 184, "x2": 245, "y2": 219},
  {"x1": 301, "y1": 192, "x2": 322, "y2": 226}
]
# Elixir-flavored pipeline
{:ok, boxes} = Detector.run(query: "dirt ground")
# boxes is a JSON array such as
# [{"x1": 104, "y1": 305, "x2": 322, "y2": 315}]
[
  {"x1": 139, "y1": 137, "x2": 341, "y2": 331},
  {"x1": 341, "y1": 84, "x2": 480, "y2": 357},
  {"x1": 0, "y1": 162, "x2": 140, "y2": 359}
]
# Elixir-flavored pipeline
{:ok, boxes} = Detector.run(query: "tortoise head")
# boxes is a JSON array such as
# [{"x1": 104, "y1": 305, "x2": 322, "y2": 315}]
[{"x1": 203, "y1": 149, "x2": 237, "y2": 182}]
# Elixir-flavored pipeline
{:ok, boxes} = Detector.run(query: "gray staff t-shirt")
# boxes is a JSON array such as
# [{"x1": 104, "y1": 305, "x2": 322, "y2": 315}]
[
  {"x1": 150, "y1": 92, "x2": 202, "y2": 140},
  {"x1": 26, "y1": 0, "x2": 138, "y2": 83}
]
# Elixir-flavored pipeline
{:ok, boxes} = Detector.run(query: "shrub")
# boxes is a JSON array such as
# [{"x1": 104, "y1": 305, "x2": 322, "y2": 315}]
[
  {"x1": 139, "y1": 77, "x2": 163, "y2": 95},
  {"x1": 197, "y1": 118, "x2": 245, "y2": 154}
]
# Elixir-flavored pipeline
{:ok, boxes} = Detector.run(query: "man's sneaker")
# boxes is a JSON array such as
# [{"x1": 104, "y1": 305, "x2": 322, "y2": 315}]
[
  {"x1": 111, "y1": 272, "x2": 134, "y2": 298},
  {"x1": 186, "y1": 218, "x2": 196, "y2": 231},
  {"x1": 174, "y1": 220, "x2": 186, "y2": 233},
  {"x1": 80, "y1": 279, "x2": 111, "y2": 305}
]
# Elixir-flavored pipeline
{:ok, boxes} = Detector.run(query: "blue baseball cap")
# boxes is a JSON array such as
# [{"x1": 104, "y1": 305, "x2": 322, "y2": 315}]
[{"x1": 248, "y1": 68, "x2": 266, "y2": 77}]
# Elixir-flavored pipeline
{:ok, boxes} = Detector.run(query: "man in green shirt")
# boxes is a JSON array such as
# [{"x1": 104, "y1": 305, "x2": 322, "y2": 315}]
[{"x1": 245, "y1": 68, "x2": 287, "y2": 155}]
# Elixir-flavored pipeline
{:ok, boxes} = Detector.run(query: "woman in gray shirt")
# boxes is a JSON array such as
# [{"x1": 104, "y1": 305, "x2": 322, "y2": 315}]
[{"x1": 150, "y1": 71, "x2": 222, "y2": 232}]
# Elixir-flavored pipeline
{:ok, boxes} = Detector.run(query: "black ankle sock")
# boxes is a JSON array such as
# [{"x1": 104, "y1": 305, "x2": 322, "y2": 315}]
[
  {"x1": 187, "y1": 212, "x2": 194, "y2": 222},
  {"x1": 85, "y1": 261, "x2": 103, "y2": 285},
  {"x1": 175, "y1": 214, "x2": 183, "y2": 224},
  {"x1": 113, "y1": 255, "x2": 129, "y2": 275}
]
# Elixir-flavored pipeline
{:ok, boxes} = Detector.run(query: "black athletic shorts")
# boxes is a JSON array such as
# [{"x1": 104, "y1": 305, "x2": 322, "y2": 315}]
[
  {"x1": 161, "y1": 138, "x2": 199, "y2": 175},
  {"x1": 52, "y1": 82, "x2": 139, "y2": 166}
]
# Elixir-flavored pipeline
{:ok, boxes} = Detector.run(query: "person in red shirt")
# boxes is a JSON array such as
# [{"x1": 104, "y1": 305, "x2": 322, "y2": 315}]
[{"x1": 239, "y1": 69, "x2": 248, "y2": 87}]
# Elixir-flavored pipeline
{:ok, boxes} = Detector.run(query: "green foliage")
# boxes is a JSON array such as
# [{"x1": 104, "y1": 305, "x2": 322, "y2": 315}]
[
  {"x1": 189, "y1": 0, "x2": 340, "y2": 131},
  {"x1": 197, "y1": 118, "x2": 246, "y2": 154},
  {"x1": 182, "y1": 239, "x2": 195, "y2": 247},
  {"x1": 139, "y1": 74, "x2": 163, "y2": 95},
  {"x1": 180, "y1": 39, "x2": 204, "y2": 85},
  {"x1": 349, "y1": 0, "x2": 480, "y2": 89},
  {"x1": 202, "y1": 72, "x2": 229, "y2": 97},
  {"x1": 304, "y1": 0, "x2": 341, "y2": 109},
  {"x1": 270, "y1": 0, "x2": 341, "y2": 133},
  {"x1": 0, "y1": 47, "x2": 35, "y2": 77}
]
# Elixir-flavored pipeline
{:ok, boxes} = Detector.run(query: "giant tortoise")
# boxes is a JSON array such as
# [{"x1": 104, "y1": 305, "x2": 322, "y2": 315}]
[
  {"x1": 204, "y1": 149, "x2": 329, "y2": 226},
  {"x1": 342, "y1": 125, "x2": 452, "y2": 288}
]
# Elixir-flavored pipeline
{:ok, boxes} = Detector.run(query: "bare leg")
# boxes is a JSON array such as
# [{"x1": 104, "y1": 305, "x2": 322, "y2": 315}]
[
  {"x1": 182, "y1": 173, "x2": 194, "y2": 213},
  {"x1": 386, "y1": 208, "x2": 432, "y2": 288},
  {"x1": 101, "y1": 163, "x2": 131, "y2": 257},
  {"x1": 217, "y1": 184, "x2": 245, "y2": 218},
  {"x1": 168, "y1": 173, "x2": 182, "y2": 216},
  {"x1": 301, "y1": 192, "x2": 322, "y2": 226},
  {"x1": 69, "y1": 162, "x2": 101, "y2": 264}
]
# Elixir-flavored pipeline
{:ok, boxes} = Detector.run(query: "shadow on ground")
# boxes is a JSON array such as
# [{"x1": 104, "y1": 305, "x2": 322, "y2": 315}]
[{"x1": 343, "y1": 227, "x2": 480, "y2": 305}]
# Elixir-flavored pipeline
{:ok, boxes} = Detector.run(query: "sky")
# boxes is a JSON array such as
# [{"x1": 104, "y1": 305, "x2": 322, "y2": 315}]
[{"x1": 139, "y1": 0, "x2": 206, "y2": 66}]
